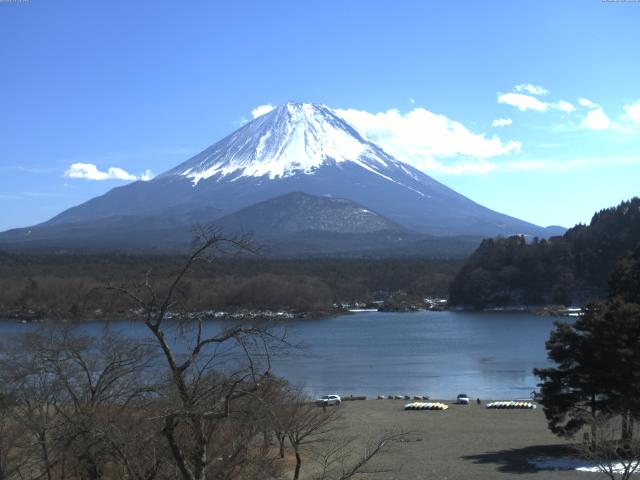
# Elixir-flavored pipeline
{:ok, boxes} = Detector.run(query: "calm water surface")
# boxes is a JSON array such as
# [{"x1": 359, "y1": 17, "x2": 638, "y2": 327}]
[{"x1": 0, "y1": 310, "x2": 558, "y2": 400}]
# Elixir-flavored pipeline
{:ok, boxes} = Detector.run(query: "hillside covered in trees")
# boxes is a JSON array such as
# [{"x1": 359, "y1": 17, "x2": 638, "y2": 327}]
[
  {"x1": 0, "y1": 253, "x2": 460, "y2": 320},
  {"x1": 449, "y1": 197, "x2": 640, "y2": 308}
]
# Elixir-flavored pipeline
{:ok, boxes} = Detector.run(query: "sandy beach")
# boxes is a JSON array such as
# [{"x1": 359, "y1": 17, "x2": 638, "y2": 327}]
[{"x1": 298, "y1": 399, "x2": 600, "y2": 480}]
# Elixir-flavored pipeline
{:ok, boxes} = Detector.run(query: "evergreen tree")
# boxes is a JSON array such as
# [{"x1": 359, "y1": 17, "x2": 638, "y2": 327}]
[
  {"x1": 450, "y1": 197, "x2": 640, "y2": 308},
  {"x1": 609, "y1": 247, "x2": 640, "y2": 304},
  {"x1": 535, "y1": 254, "x2": 640, "y2": 443},
  {"x1": 534, "y1": 304, "x2": 614, "y2": 441}
]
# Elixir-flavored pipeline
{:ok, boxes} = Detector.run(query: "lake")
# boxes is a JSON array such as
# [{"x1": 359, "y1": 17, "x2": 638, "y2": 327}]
[{"x1": 0, "y1": 310, "x2": 559, "y2": 400}]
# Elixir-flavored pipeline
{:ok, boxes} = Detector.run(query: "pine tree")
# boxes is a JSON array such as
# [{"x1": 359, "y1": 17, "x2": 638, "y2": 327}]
[{"x1": 535, "y1": 252, "x2": 640, "y2": 444}]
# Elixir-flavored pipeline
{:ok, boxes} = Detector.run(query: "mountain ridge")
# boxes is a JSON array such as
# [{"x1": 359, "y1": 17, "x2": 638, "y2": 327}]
[
  {"x1": 214, "y1": 191, "x2": 404, "y2": 235},
  {"x1": 0, "y1": 102, "x2": 564, "y2": 254}
]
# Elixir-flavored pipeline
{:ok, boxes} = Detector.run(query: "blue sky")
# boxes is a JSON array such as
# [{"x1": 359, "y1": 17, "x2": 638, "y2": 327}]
[{"x1": 1, "y1": 0, "x2": 639, "y2": 231}]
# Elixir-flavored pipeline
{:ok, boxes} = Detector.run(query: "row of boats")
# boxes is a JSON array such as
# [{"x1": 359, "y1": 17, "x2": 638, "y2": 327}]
[
  {"x1": 403, "y1": 402, "x2": 449, "y2": 410},
  {"x1": 403, "y1": 400, "x2": 537, "y2": 411},
  {"x1": 485, "y1": 401, "x2": 536, "y2": 409}
]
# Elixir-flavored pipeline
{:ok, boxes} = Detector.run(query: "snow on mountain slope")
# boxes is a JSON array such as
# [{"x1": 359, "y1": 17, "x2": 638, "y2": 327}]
[
  {"x1": 3, "y1": 101, "x2": 561, "y2": 248},
  {"x1": 162, "y1": 102, "x2": 424, "y2": 196}
]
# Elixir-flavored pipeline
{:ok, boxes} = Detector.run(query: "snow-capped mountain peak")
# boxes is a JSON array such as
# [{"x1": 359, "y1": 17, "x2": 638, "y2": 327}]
[
  {"x1": 163, "y1": 102, "x2": 410, "y2": 185},
  {"x1": 4, "y1": 102, "x2": 556, "y2": 247}
]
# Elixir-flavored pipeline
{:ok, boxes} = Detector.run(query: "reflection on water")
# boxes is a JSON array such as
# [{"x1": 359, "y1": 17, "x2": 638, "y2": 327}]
[{"x1": 0, "y1": 310, "x2": 557, "y2": 399}]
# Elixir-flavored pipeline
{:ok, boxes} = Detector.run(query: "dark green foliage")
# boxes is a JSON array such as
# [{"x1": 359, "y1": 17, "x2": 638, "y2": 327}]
[
  {"x1": 535, "y1": 253, "x2": 640, "y2": 442},
  {"x1": 449, "y1": 236, "x2": 575, "y2": 308},
  {"x1": 450, "y1": 197, "x2": 640, "y2": 307},
  {"x1": 535, "y1": 301, "x2": 640, "y2": 440},
  {"x1": 609, "y1": 248, "x2": 640, "y2": 304},
  {"x1": 534, "y1": 303, "x2": 640, "y2": 437}
]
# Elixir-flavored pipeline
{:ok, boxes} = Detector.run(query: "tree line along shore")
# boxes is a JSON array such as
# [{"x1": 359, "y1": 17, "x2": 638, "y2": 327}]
[{"x1": 0, "y1": 253, "x2": 460, "y2": 321}]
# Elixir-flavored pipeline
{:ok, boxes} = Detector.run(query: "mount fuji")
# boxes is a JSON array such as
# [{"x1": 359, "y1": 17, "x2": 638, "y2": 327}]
[{"x1": 0, "y1": 102, "x2": 563, "y2": 255}]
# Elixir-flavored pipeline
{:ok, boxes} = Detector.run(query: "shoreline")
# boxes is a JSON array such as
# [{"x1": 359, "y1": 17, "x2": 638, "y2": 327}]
[
  {"x1": 0, "y1": 303, "x2": 580, "y2": 323},
  {"x1": 0, "y1": 307, "x2": 345, "y2": 324}
]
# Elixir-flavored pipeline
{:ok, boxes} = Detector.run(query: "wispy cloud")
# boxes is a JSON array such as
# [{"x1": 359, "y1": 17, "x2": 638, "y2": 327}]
[
  {"x1": 64, "y1": 163, "x2": 155, "y2": 181},
  {"x1": 554, "y1": 100, "x2": 575, "y2": 113},
  {"x1": 497, "y1": 88, "x2": 637, "y2": 133},
  {"x1": 251, "y1": 103, "x2": 276, "y2": 119},
  {"x1": 139, "y1": 169, "x2": 155, "y2": 181},
  {"x1": 492, "y1": 118, "x2": 512, "y2": 127},
  {"x1": 498, "y1": 92, "x2": 548, "y2": 112},
  {"x1": 575, "y1": 98, "x2": 611, "y2": 131},
  {"x1": 412, "y1": 157, "x2": 498, "y2": 175},
  {"x1": 335, "y1": 107, "x2": 521, "y2": 171},
  {"x1": 623, "y1": 101, "x2": 640, "y2": 124},
  {"x1": 579, "y1": 98, "x2": 597, "y2": 108},
  {"x1": 514, "y1": 84, "x2": 549, "y2": 96},
  {"x1": 503, "y1": 155, "x2": 640, "y2": 172},
  {"x1": 423, "y1": 155, "x2": 640, "y2": 175},
  {"x1": 498, "y1": 85, "x2": 575, "y2": 114}
]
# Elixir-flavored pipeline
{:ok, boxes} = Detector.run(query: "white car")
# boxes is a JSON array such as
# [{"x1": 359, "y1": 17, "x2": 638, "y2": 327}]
[
  {"x1": 456, "y1": 394, "x2": 470, "y2": 405},
  {"x1": 316, "y1": 394, "x2": 341, "y2": 407}
]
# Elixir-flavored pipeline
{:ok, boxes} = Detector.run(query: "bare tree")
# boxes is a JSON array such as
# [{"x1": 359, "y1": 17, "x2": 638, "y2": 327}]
[
  {"x1": 577, "y1": 415, "x2": 640, "y2": 480},
  {"x1": 1, "y1": 331, "x2": 66, "y2": 480},
  {"x1": 0, "y1": 392, "x2": 31, "y2": 480},
  {"x1": 0, "y1": 327, "x2": 165, "y2": 480},
  {"x1": 285, "y1": 398, "x2": 341, "y2": 480},
  {"x1": 108, "y1": 227, "x2": 286, "y2": 480},
  {"x1": 310, "y1": 430, "x2": 409, "y2": 480}
]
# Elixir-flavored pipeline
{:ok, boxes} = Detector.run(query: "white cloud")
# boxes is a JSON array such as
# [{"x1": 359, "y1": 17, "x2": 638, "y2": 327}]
[
  {"x1": 500, "y1": 91, "x2": 613, "y2": 131},
  {"x1": 64, "y1": 163, "x2": 154, "y2": 181},
  {"x1": 558, "y1": 97, "x2": 617, "y2": 132},
  {"x1": 404, "y1": 154, "x2": 639, "y2": 175},
  {"x1": 140, "y1": 169, "x2": 155, "y2": 181},
  {"x1": 497, "y1": 93, "x2": 548, "y2": 112},
  {"x1": 251, "y1": 103, "x2": 276, "y2": 119},
  {"x1": 553, "y1": 100, "x2": 576, "y2": 113},
  {"x1": 414, "y1": 157, "x2": 498, "y2": 175},
  {"x1": 578, "y1": 98, "x2": 597, "y2": 108},
  {"x1": 335, "y1": 107, "x2": 521, "y2": 174},
  {"x1": 498, "y1": 86, "x2": 574, "y2": 114},
  {"x1": 503, "y1": 155, "x2": 640, "y2": 172},
  {"x1": 582, "y1": 108, "x2": 611, "y2": 131},
  {"x1": 492, "y1": 118, "x2": 513, "y2": 127},
  {"x1": 623, "y1": 101, "x2": 640, "y2": 124},
  {"x1": 514, "y1": 84, "x2": 549, "y2": 96},
  {"x1": 409, "y1": 97, "x2": 416, "y2": 104}
]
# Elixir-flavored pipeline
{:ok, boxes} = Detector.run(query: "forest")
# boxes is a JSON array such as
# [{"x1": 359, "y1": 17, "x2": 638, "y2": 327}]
[
  {"x1": 0, "y1": 251, "x2": 460, "y2": 320},
  {"x1": 449, "y1": 197, "x2": 640, "y2": 308}
]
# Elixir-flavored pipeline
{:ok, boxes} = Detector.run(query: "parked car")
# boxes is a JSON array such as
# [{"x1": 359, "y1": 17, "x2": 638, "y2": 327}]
[
  {"x1": 315, "y1": 394, "x2": 341, "y2": 406},
  {"x1": 456, "y1": 393, "x2": 470, "y2": 404}
]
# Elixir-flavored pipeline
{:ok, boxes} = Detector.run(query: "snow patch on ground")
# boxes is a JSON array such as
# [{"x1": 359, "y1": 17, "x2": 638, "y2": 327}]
[{"x1": 531, "y1": 457, "x2": 640, "y2": 474}]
